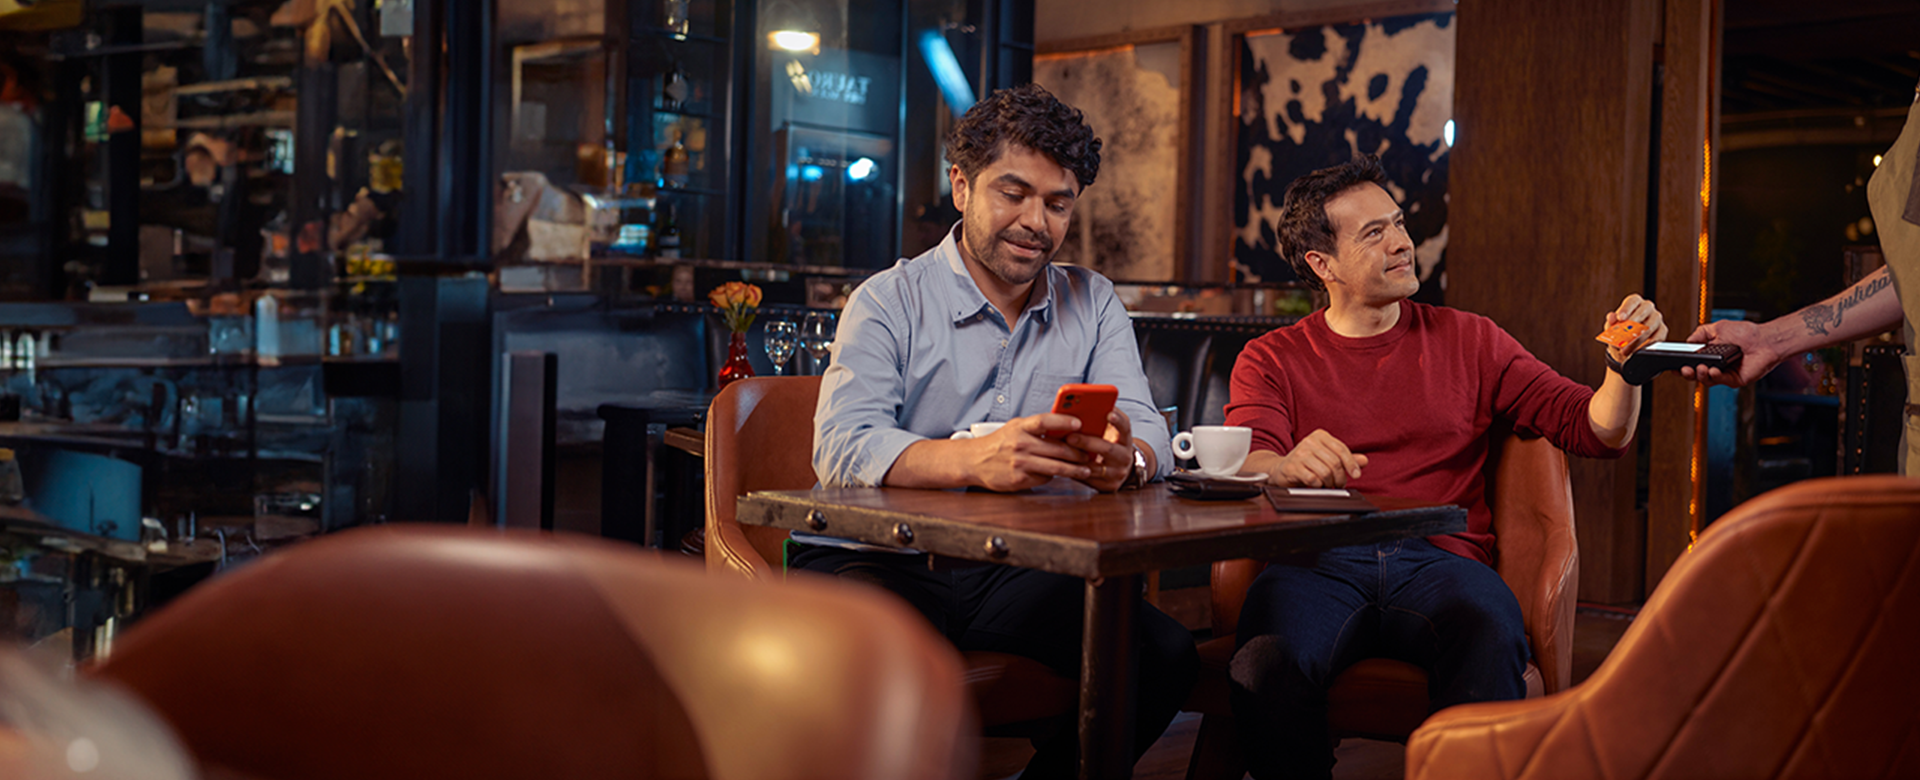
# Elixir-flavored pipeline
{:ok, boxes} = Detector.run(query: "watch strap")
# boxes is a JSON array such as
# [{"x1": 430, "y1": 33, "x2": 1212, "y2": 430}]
[{"x1": 1605, "y1": 351, "x2": 1650, "y2": 386}]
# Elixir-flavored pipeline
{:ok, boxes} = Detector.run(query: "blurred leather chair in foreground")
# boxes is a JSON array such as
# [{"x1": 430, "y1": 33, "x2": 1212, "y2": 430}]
[
  {"x1": 90, "y1": 525, "x2": 976, "y2": 780},
  {"x1": 704, "y1": 376, "x2": 1079, "y2": 731},
  {"x1": 1186, "y1": 427, "x2": 1576, "y2": 779},
  {"x1": 1407, "y1": 475, "x2": 1920, "y2": 780}
]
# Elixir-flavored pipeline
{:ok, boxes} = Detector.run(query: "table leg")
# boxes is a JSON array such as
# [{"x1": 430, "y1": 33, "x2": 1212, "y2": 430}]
[
  {"x1": 1080, "y1": 573, "x2": 1140, "y2": 780},
  {"x1": 595, "y1": 405, "x2": 651, "y2": 546},
  {"x1": 643, "y1": 423, "x2": 658, "y2": 547}
]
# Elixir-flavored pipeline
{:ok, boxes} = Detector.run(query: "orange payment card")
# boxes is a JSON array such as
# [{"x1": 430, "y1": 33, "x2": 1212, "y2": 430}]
[{"x1": 1594, "y1": 320, "x2": 1648, "y2": 349}]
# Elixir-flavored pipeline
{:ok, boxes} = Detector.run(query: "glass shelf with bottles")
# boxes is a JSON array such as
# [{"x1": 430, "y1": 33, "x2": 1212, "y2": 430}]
[
  {"x1": 653, "y1": 106, "x2": 720, "y2": 121},
  {"x1": 595, "y1": 195, "x2": 711, "y2": 261},
  {"x1": 649, "y1": 114, "x2": 716, "y2": 193}
]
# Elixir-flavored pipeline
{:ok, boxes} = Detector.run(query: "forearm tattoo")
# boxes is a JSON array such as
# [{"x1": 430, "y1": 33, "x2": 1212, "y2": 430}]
[{"x1": 1800, "y1": 269, "x2": 1892, "y2": 338}]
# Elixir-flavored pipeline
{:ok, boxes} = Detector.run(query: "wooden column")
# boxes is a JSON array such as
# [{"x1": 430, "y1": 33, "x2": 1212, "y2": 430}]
[
  {"x1": 1450, "y1": 0, "x2": 1659, "y2": 603},
  {"x1": 1198, "y1": 21, "x2": 1233, "y2": 282},
  {"x1": 1646, "y1": 0, "x2": 1720, "y2": 592}
]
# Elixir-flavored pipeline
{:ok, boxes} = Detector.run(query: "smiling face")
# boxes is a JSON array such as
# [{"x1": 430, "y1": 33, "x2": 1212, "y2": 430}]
[
  {"x1": 950, "y1": 143, "x2": 1080, "y2": 289},
  {"x1": 1307, "y1": 182, "x2": 1420, "y2": 305}
]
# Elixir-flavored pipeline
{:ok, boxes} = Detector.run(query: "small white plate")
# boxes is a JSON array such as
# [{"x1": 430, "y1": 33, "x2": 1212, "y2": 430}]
[{"x1": 1189, "y1": 471, "x2": 1268, "y2": 483}]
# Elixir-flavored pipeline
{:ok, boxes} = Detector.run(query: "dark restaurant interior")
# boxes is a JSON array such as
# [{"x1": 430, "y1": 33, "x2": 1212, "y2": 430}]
[{"x1": 0, "y1": 0, "x2": 1916, "y2": 778}]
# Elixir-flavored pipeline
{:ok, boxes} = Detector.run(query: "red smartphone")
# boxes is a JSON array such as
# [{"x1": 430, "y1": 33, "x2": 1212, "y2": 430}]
[{"x1": 1048, "y1": 383, "x2": 1118, "y2": 440}]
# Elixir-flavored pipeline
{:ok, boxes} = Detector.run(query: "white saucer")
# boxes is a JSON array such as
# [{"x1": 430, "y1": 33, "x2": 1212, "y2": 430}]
[{"x1": 1201, "y1": 471, "x2": 1269, "y2": 483}]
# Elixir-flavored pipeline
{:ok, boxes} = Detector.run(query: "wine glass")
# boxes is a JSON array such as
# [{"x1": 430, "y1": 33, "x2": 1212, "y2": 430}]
[
  {"x1": 764, "y1": 320, "x2": 798, "y2": 376},
  {"x1": 802, "y1": 312, "x2": 835, "y2": 373}
]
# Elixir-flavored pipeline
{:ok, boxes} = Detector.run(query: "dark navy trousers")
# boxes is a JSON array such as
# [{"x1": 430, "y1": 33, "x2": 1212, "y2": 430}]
[{"x1": 1229, "y1": 537, "x2": 1529, "y2": 780}]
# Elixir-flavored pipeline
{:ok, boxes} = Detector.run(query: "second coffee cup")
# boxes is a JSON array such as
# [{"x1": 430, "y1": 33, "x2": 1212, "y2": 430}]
[
  {"x1": 950, "y1": 422, "x2": 1006, "y2": 439},
  {"x1": 1172, "y1": 425, "x2": 1252, "y2": 477}
]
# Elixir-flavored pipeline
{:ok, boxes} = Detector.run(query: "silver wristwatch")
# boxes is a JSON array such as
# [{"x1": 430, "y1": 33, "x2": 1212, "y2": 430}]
[{"x1": 1119, "y1": 446, "x2": 1149, "y2": 490}]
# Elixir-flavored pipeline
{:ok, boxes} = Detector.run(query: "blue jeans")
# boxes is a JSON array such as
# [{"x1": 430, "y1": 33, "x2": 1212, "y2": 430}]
[{"x1": 1229, "y1": 538, "x2": 1528, "y2": 780}]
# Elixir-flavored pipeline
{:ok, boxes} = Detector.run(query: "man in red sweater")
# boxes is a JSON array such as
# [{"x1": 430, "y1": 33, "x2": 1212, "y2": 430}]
[{"x1": 1221, "y1": 155, "x2": 1666, "y2": 780}]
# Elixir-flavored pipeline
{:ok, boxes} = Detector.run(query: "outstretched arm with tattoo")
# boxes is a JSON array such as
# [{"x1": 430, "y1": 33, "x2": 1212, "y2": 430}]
[{"x1": 1680, "y1": 266, "x2": 1902, "y2": 387}]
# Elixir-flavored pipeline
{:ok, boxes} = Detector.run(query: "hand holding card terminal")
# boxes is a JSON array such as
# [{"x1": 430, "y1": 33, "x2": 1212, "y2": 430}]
[{"x1": 1606, "y1": 342, "x2": 1743, "y2": 386}]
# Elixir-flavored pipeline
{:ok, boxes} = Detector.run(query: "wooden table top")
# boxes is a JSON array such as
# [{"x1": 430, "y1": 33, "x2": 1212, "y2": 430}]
[
  {"x1": 662, "y1": 427, "x2": 704, "y2": 458},
  {"x1": 737, "y1": 481, "x2": 1465, "y2": 579}
]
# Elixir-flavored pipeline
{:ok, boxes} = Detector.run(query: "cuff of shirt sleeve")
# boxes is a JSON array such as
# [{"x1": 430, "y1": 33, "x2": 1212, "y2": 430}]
[{"x1": 845, "y1": 428, "x2": 929, "y2": 487}]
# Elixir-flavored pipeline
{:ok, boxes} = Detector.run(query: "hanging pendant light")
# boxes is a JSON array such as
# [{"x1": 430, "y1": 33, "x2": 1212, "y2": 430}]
[{"x1": 764, "y1": 0, "x2": 820, "y2": 54}]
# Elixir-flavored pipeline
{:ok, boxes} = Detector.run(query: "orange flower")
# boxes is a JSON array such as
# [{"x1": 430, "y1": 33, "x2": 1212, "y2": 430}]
[{"x1": 709, "y1": 282, "x2": 763, "y2": 333}]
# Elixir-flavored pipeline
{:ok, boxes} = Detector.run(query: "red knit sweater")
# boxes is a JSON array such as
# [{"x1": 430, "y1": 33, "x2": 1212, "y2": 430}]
[{"x1": 1225, "y1": 301, "x2": 1626, "y2": 566}]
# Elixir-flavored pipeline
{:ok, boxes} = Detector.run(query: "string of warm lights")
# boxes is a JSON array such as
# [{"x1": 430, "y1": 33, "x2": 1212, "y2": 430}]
[{"x1": 1689, "y1": 137, "x2": 1710, "y2": 550}]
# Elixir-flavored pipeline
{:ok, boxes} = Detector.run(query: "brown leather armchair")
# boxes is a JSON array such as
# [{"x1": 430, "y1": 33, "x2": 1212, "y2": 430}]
[
  {"x1": 1406, "y1": 475, "x2": 1920, "y2": 780},
  {"x1": 90, "y1": 525, "x2": 976, "y2": 780},
  {"x1": 704, "y1": 376, "x2": 1079, "y2": 730},
  {"x1": 1185, "y1": 427, "x2": 1575, "y2": 780}
]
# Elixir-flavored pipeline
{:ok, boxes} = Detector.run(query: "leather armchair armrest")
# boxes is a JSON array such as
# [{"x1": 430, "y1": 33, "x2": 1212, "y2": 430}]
[
  {"x1": 1209, "y1": 558, "x2": 1267, "y2": 636},
  {"x1": 1488, "y1": 433, "x2": 1579, "y2": 693},
  {"x1": 703, "y1": 377, "x2": 823, "y2": 581},
  {"x1": 704, "y1": 504, "x2": 785, "y2": 581},
  {"x1": 1406, "y1": 693, "x2": 1581, "y2": 780}
]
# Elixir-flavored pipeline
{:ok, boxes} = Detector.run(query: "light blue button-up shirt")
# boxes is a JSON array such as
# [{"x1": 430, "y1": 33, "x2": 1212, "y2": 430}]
[{"x1": 813, "y1": 224, "x2": 1172, "y2": 487}]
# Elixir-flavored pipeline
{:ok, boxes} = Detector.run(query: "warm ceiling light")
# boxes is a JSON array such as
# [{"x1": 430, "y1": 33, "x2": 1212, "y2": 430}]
[
  {"x1": 764, "y1": 1, "x2": 820, "y2": 52},
  {"x1": 769, "y1": 30, "x2": 819, "y2": 51},
  {"x1": 1873, "y1": 154, "x2": 1883, "y2": 167}
]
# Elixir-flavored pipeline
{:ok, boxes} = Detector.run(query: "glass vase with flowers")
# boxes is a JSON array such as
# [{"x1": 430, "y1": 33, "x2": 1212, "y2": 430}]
[{"x1": 710, "y1": 281, "x2": 763, "y2": 389}]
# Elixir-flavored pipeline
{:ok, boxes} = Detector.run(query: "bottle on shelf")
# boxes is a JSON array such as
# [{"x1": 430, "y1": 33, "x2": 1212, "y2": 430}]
[
  {"x1": 656, "y1": 203, "x2": 681, "y2": 259},
  {"x1": 0, "y1": 448, "x2": 24, "y2": 506},
  {"x1": 685, "y1": 122, "x2": 707, "y2": 175},
  {"x1": 661, "y1": 65, "x2": 690, "y2": 112},
  {"x1": 663, "y1": 0, "x2": 691, "y2": 35},
  {"x1": 662, "y1": 133, "x2": 691, "y2": 188},
  {"x1": 255, "y1": 292, "x2": 281, "y2": 358}
]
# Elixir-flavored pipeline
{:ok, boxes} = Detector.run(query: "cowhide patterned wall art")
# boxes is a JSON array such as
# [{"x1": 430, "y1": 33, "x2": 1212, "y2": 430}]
[
  {"x1": 1035, "y1": 35, "x2": 1188, "y2": 282},
  {"x1": 1233, "y1": 12, "x2": 1454, "y2": 302}
]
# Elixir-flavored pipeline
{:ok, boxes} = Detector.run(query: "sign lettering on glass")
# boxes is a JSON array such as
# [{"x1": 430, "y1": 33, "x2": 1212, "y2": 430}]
[{"x1": 791, "y1": 67, "x2": 871, "y2": 106}]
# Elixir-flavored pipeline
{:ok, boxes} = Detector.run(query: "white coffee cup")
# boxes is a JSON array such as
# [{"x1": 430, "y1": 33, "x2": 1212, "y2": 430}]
[
  {"x1": 1172, "y1": 426, "x2": 1252, "y2": 477},
  {"x1": 950, "y1": 422, "x2": 1006, "y2": 439}
]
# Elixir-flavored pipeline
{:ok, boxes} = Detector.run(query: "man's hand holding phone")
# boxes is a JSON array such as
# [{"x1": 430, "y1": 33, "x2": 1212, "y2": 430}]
[
  {"x1": 1046, "y1": 384, "x2": 1139, "y2": 492},
  {"x1": 1071, "y1": 409, "x2": 1138, "y2": 492},
  {"x1": 951, "y1": 409, "x2": 1126, "y2": 492},
  {"x1": 951, "y1": 383, "x2": 1136, "y2": 492},
  {"x1": 890, "y1": 383, "x2": 1142, "y2": 492}
]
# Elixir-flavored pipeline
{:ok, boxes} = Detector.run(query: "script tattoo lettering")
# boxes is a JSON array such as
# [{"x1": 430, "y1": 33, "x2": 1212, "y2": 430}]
[{"x1": 1800, "y1": 269, "x2": 1892, "y2": 339}]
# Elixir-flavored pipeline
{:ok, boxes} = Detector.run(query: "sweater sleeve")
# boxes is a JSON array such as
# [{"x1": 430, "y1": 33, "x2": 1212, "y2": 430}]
[
  {"x1": 1224, "y1": 337, "x2": 1297, "y2": 455},
  {"x1": 1485, "y1": 326, "x2": 1628, "y2": 459}
]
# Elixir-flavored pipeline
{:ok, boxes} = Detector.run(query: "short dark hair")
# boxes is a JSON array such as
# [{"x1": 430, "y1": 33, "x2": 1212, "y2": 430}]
[
  {"x1": 946, "y1": 83, "x2": 1101, "y2": 191},
  {"x1": 1277, "y1": 155, "x2": 1391, "y2": 291}
]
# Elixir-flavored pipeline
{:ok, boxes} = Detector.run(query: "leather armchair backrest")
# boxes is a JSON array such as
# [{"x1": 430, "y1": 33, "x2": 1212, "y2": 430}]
[
  {"x1": 90, "y1": 525, "x2": 977, "y2": 780},
  {"x1": 1131, "y1": 319, "x2": 1285, "y2": 434},
  {"x1": 1194, "y1": 332, "x2": 1258, "y2": 428},
  {"x1": 1408, "y1": 476, "x2": 1920, "y2": 780},
  {"x1": 1137, "y1": 328, "x2": 1213, "y2": 432},
  {"x1": 706, "y1": 376, "x2": 825, "y2": 580}
]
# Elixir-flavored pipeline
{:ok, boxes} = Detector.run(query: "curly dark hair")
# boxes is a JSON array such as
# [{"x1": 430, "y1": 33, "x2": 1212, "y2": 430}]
[
  {"x1": 946, "y1": 83, "x2": 1101, "y2": 191},
  {"x1": 1277, "y1": 155, "x2": 1391, "y2": 291}
]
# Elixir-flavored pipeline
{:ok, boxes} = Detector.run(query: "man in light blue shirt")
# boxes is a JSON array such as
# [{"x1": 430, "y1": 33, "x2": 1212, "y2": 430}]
[{"x1": 796, "y1": 83, "x2": 1196, "y2": 779}]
